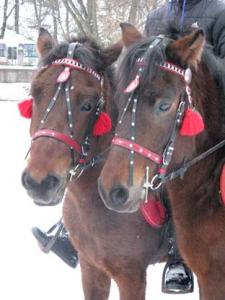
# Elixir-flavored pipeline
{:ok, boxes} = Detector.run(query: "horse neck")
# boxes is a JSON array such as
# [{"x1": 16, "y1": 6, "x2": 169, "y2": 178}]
[{"x1": 167, "y1": 62, "x2": 225, "y2": 223}]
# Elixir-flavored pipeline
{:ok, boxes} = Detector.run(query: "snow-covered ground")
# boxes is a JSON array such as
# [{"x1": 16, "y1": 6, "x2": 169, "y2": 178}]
[{"x1": 0, "y1": 83, "x2": 199, "y2": 299}]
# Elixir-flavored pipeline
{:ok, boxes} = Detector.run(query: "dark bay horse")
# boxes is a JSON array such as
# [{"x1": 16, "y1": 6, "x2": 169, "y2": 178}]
[
  {"x1": 99, "y1": 23, "x2": 225, "y2": 299},
  {"x1": 21, "y1": 28, "x2": 169, "y2": 300}
]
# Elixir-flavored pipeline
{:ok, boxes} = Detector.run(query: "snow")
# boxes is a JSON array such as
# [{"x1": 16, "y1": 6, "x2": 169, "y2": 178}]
[
  {"x1": 0, "y1": 29, "x2": 35, "y2": 47},
  {"x1": 0, "y1": 82, "x2": 30, "y2": 101},
  {"x1": 0, "y1": 83, "x2": 199, "y2": 299}
]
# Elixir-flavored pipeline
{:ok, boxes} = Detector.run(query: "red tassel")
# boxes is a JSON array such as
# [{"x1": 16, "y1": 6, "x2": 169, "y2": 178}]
[
  {"x1": 18, "y1": 98, "x2": 33, "y2": 119},
  {"x1": 93, "y1": 112, "x2": 112, "y2": 136},
  {"x1": 180, "y1": 108, "x2": 205, "y2": 136}
]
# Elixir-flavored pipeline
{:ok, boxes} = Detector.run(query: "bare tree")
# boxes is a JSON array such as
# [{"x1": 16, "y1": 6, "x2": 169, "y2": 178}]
[
  {"x1": 18, "y1": 0, "x2": 165, "y2": 44},
  {"x1": 128, "y1": 0, "x2": 139, "y2": 24},
  {"x1": 62, "y1": 0, "x2": 100, "y2": 42},
  {"x1": 0, "y1": 0, "x2": 16, "y2": 38},
  {"x1": 14, "y1": 0, "x2": 19, "y2": 33}
]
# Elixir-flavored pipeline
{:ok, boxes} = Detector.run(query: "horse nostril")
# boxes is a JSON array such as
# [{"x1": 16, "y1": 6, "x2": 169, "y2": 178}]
[
  {"x1": 22, "y1": 171, "x2": 38, "y2": 190},
  {"x1": 43, "y1": 175, "x2": 60, "y2": 190},
  {"x1": 22, "y1": 172, "x2": 60, "y2": 191},
  {"x1": 109, "y1": 185, "x2": 129, "y2": 207}
]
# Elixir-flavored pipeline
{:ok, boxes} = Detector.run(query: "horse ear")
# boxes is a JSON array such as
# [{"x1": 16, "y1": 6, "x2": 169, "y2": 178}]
[
  {"x1": 167, "y1": 29, "x2": 205, "y2": 68},
  {"x1": 101, "y1": 40, "x2": 123, "y2": 68},
  {"x1": 120, "y1": 22, "x2": 143, "y2": 48},
  {"x1": 37, "y1": 28, "x2": 55, "y2": 58}
]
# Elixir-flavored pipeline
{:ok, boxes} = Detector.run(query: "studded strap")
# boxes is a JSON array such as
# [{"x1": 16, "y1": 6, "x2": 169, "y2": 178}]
[
  {"x1": 32, "y1": 129, "x2": 82, "y2": 154},
  {"x1": 52, "y1": 58, "x2": 101, "y2": 81},
  {"x1": 112, "y1": 137, "x2": 162, "y2": 164}
]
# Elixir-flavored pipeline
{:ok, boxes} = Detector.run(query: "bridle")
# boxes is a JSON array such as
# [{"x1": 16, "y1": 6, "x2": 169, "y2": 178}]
[
  {"x1": 112, "y1": 36, "x2": 225, "y2": 201},
  {"x1": 31, "y1": 42, "x2": 105, "y2": 180}
]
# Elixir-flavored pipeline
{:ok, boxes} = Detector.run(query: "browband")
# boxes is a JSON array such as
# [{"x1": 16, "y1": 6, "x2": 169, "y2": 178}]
[{"x1": 52, "y1": 58, "x2": 101, "y2": 81}]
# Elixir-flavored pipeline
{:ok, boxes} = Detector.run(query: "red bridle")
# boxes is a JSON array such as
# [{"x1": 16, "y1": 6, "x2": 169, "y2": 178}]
[
  {"x1": 112, "y1": 60, "x2": 190, "y2": 191},
  {"x1": 31, "y1": 42, "x2": 104, "y2": 172},
  {"x1": 112, "y1": 137, "x2": 162, "y2": 164},
  {"x1": 32, "y1": 129, "x2": 82, "y2": 154}
]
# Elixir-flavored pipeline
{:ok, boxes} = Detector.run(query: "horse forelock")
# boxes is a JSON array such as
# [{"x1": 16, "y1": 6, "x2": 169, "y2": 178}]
[
  {"x1": 39, "y1": 37, "x2": 104, "y2": 72},
  {"x1": 117, "y1": 37, "x2": 167, "y2": 95}
]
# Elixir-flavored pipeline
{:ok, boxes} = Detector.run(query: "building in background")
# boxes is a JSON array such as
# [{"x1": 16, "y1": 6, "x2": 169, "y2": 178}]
[{"x1": 0, "y1": 29, "x2": 38, "y2": 66}]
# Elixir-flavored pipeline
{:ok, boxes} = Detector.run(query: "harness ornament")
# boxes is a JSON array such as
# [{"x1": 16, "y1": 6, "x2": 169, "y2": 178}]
[
  {"x1": 93, "y1": 111, "x2": 112, "y2": 136},
  {"x1": 124, "y1": 74, "x2": 140, "y2": 93},
  {"x1": 57, "y1": 67, "x2": 71, "y2": 83},
  {"x1": 18, "y1": 98, "x2": 33, "y2": 119}
]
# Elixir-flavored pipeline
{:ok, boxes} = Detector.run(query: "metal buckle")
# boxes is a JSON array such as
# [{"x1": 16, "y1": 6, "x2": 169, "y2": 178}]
[
  {"x1": 163, "y1": 142, "x2": 174, "y2": 166},
  {"x1": 150, "y1": 174, "x2": 163, "y2": 190}
]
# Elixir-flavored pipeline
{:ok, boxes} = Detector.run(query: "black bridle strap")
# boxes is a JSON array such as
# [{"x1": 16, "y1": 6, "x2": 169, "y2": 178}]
[{"x1": 163, "y1": 139, "x2": 225, "y2": 183}]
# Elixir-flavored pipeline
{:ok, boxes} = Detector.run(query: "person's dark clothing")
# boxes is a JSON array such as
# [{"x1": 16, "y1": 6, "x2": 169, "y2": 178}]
[{"x1": 144, "y1": 0, "x2": 225, "y2": 58}]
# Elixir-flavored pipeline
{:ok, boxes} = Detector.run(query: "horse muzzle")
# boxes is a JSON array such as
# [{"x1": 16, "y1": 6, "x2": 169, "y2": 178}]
[
  {"x1": 98, "y1": 178, "x2": 142, "y2": 213},
  {"x1": 22, "y1": 170, "x2": 66, "y2": 206}
]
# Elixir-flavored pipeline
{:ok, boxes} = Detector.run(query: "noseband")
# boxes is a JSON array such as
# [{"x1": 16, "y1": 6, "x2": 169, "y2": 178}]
[{"x1": 32, "y1": 42, "x2": 104, "y2": 179}]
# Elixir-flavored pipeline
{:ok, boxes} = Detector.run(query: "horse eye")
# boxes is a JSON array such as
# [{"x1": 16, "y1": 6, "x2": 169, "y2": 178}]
[
  {"x1": 81, "y1": 103, "x2": 93, "y2": 112},
  {"x1": 159, "y1": 103, "x2": 171, "y2": 112}
]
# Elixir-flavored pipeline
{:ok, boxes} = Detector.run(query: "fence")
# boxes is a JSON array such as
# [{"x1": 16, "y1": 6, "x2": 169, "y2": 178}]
[{"x1": 0, "y1": 66, "x2": 36, "y2": 83}]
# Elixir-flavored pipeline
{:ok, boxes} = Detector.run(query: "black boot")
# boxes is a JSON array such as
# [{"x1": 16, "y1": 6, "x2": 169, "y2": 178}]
[
  {"x1": 162, "y1": 223, "x2": 194, "y2": 294},
  {"x1": 162, "y1": 257, "x2": 194, "y2": 294},
  {"x1": 32, "y1": 220, "x2": 78, "y2": 268}
]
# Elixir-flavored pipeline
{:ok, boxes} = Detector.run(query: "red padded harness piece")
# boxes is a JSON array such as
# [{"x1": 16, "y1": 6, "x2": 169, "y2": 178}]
[
  {"x1": 220, "y1": 164, "x2": 225, "y2": 206},
  {"x1": 32, "y1": 129, "x2": 82, "y2": 154},
  {"x1": 140, "y1": 197, "x2": 167, "y2": 228},
  {"x1": 112, "y1": 137, "x2": 162, "y2": 164}
]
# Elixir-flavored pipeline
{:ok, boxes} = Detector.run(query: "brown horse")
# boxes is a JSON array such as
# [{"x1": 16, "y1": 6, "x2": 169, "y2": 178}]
[
  {"x1": 21, "y1": 28, "x2": 169, "y2": 300},
  {"x1": 99, "y1": 23, "x2": 225, "y2": 299}
]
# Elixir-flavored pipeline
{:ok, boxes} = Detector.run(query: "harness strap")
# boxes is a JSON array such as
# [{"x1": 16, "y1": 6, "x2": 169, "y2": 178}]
[
  {"x1": 32, "y1": 129, "x2": 82, "y2": 154},
  {"x1": 112, "y1": 137, "x2": 162, "y2": 164},
  {"x1": 163, "y1": 139, "x2": 225, "y2": 183},
  {"x1": 52, "y1": 57, "x2": 101, "y2": 81}
]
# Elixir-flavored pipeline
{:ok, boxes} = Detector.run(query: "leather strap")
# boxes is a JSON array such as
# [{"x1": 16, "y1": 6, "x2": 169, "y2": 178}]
[
  {"x1": 32, "y1": 129, "x2": 82, "y2": 154},
  {"x1": 52, "y1": 58, "x2": 101, "y2": 81},
  {"x1": 112, "y1": 137, "x2": 162, "y2": 164}
]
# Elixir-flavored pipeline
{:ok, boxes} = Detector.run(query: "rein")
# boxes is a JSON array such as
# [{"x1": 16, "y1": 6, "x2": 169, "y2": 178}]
[{"x1": 163, "y1": 139, "x2": 225, "y2": 183}]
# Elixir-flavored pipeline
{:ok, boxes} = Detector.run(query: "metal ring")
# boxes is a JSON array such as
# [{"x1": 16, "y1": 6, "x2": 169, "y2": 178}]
[{"x1": 150, "y1": 174, "x2": 163, "y2": 190}]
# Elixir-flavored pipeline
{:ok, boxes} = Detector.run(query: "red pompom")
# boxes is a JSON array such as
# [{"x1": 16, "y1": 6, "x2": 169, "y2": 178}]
[
  {"x1": 179, "y1": 108, "x2": 205, "y2": 136},
  {"x1": 18, "y1": 98, "x2": 33, "y2": 119},
  {"x1": 93, "y1": 112, "x2": 112, "y2": 136}
]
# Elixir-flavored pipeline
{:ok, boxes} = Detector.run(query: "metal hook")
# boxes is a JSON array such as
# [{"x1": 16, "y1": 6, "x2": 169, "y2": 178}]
[{"x1": 150, "y1": 174, "x2": 163, "y2": 191}]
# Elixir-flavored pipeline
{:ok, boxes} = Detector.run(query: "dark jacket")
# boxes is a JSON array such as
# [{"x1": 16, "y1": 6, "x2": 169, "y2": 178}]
[{"x1": 144, "y1": 0, "x2": 225, "y2": 58}]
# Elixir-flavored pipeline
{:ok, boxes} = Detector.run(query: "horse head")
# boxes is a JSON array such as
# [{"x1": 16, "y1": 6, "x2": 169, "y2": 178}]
[
  {"x1": 22, "y1": 28, "x2": 121, "y2": 206},
  {"x1": 99, "y1": 23, "x2": 224, "y2": 213}
]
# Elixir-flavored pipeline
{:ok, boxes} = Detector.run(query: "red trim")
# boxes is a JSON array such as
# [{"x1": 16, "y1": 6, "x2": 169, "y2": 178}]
[
  {"x1": 52, "y1": 58, "x2": 101, "y2": 81},
  {"x1": 32, "y1": 129, "x2": 82, "y2": 154},
  {"x1": 158, "y1": 62, "x2": 185, "y2": 78},
  {"x1": 140, "y1": 197, "x2": 167, "y2": 228},
  {"x1": 112, "y1": 137, "x2": 162, "y2": 164}
]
